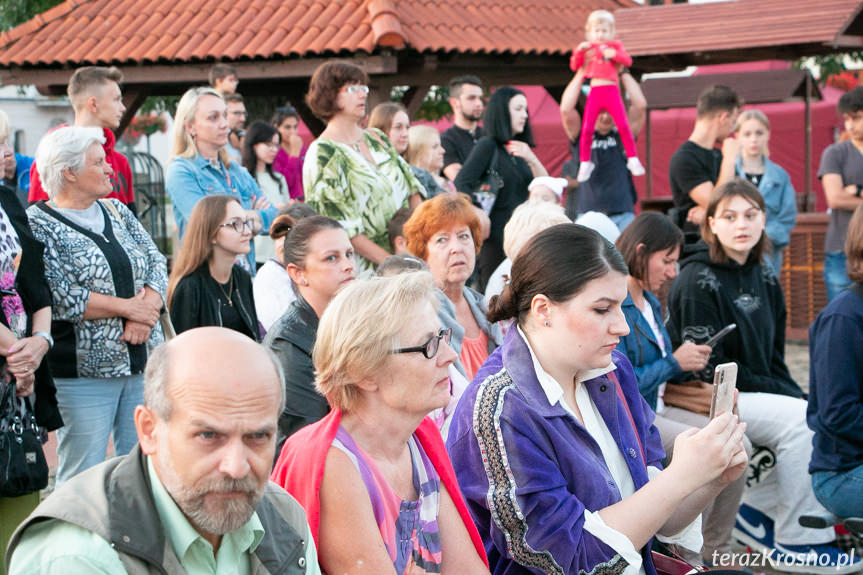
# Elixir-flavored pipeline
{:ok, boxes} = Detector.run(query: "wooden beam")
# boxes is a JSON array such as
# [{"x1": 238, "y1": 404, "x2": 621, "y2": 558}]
[
  {"x1": 117, "y1": 86, "x2": 150, "y2": 137},
  {"x1": 402, "y1": 85, "x2": 430, "y2": 117},
  {"x1": 0, "y1": 55, "x2": 399, "y2": 91},
  {"x1": 804, "y1": 73, "x2": 813, "y2": 212}
]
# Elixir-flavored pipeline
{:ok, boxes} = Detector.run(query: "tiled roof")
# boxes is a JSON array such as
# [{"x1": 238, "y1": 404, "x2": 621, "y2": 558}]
[
  {"x1": 0, "y1": 0, "x2": 634, "y2": 68},
  {"x1": 616, "y1": 0, "x2": 863, "y2": 57}
]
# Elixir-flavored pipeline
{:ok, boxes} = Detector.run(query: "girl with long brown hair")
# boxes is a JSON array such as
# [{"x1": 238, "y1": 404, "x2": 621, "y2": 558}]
[{"x1": 168, "y1": 195, "x2": 260, "y2": 340}]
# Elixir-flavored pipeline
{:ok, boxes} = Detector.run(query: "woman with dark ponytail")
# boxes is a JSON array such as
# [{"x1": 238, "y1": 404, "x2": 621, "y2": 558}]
[
  {"x1": 263, "y1": 215, "x2": 357, "y2": 450},
  {"x1": 446, "y1": 223, "x2": 749, "y2": 575}
]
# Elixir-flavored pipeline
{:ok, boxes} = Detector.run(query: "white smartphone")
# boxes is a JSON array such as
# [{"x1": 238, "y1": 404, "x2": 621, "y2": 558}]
[{"x1": 709, "y1": 362, "x2": 738, "y2": 419}]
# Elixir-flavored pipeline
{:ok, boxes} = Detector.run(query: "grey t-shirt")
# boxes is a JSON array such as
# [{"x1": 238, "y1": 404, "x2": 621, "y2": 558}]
[{"x1": 818, "y1": 140, "x2": 863, "y2": 252}]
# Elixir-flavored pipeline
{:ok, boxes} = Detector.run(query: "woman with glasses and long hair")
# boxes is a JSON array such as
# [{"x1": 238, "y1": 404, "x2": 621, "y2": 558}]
[
  {"x1": 303, "y1": 61, "x2": 426, "y2": 275},
  {"x1": 167, "y1": 195, "x2": 260, "y2": 340},
  {"x1": 272, "y1": 104, "x2": 306, "y2": 201},
  {"x1": 271, "y1": 271, "x2": 490, "y2": 575}
]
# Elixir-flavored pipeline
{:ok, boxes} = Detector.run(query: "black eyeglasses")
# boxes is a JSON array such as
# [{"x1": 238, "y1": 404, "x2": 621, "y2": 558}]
[
  {"x1": 220, "y1": 218, "x2": 254, "y2": 233},
  {"x1": 392, "y1": 328, "x2": 452, "y2": 359}
]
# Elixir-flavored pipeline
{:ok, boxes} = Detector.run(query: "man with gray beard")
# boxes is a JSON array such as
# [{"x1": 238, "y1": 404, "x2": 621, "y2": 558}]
[{"x1": 6, "y1": 327, "x2": 320, "y2": 575}]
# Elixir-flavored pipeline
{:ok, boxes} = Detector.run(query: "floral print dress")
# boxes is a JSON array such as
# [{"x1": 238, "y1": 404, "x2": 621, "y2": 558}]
[
  {"x1": 303, "y1": 128, "x2": 426, "y2": 274},
  {"x1": 0, "y1": 207, "x2": 26, "y2": 338}
]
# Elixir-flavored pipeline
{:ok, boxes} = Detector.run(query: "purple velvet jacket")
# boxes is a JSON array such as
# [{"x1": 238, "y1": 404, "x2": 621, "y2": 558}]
[{"x1": 446, "y1": 327, "x2": 666, "y2": 575}]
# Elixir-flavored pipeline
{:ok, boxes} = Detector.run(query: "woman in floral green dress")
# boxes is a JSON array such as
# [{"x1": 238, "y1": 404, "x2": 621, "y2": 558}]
[{"x1": 303, "y1": 61, "x2": 426, "y2": 274}]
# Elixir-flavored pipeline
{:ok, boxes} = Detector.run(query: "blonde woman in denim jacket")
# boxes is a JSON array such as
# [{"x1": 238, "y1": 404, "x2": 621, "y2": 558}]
[{"x1": 734, "y1": 109, "x2": 797, "y2": 274}]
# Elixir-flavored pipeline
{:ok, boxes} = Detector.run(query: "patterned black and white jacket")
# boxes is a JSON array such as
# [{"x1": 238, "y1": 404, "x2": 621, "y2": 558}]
[{"x1": 28, "y1": 199, "x2": 168, "y2": 379}]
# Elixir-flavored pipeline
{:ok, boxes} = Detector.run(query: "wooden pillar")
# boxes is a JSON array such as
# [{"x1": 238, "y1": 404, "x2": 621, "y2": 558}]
[
  {"x1": 402, "y1": 85, "x2": 431, "y2": 118},
  {"x1": 804, "y1": 73, "x2": 813, "y2": 213},
  {"x1": 645, "y1": 108, "x2": 653, "y2": 198}
]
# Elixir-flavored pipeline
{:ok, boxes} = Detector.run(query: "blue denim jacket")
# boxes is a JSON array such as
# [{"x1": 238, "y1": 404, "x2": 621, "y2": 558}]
[
  {"x1": 735, "y1": 156, "x2": 797, "y2": 248},
  {"x1": 617, "y1": 291, "x2": 681, "y2": 410},
  {"x1": 166, "y1": 154, "x2": 277, "y2": 270}
]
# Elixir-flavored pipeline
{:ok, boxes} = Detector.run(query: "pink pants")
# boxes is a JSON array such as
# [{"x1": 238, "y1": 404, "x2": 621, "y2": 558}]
[{"x1": 579, "y1": 83, "x2": 637, "y2": 163}]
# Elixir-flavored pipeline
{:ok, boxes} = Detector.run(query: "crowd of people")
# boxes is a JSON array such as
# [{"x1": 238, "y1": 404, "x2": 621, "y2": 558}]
[{"x1": 1, "y1": 18, "x2": 863, "y2": 574}]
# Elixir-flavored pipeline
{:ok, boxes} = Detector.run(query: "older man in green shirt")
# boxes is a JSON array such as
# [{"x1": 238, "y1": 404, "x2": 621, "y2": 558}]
[{"x1": 6, "y1": 327, "x2": 320, "y2": 575}]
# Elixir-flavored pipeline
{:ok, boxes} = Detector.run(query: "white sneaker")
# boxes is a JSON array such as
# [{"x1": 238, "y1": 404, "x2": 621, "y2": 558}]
[
  {"x1": 627, "y1": 156, "x2": 646, "y2": 176},
  {"x1": 577, "y1": 161, "x2": 595, "y2": 182}
]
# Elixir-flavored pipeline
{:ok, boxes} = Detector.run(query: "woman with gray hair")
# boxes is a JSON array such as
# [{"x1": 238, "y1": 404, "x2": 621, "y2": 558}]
[
  {"x1": 28, "y1": 126, "x2": 168, "y2": 486},
  {"x1": 165, "y1": 86, "x2": 276, "y2": 273},
  {"x1": 271, "y1": 271, "x2": 490, "y2": 575}
]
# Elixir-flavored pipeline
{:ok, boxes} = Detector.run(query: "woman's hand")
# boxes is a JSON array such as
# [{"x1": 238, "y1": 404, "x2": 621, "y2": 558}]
[
  {"x1": 120, "y1": 320, "x2": 152, "y2": 345},
  {"x1": 6, "y1": 336, "x2": 50, "y2": 377},
  {"x1": 124, "y1": 289, "x2": 160, "y2": 327},
  {"x1": 672, "y1": 341, "x2": 711, "y2": 372},
  {"x1": 721, "y1": 136, "x2": 741, "y2": 160},
  {"x1": 505, "y1": 141, "x2": 538, "y2": 164},
  {"x1": 245, "y1": 209, "x2": 263, "y2": 235},
  {"x1": 287, "y1": 134, "x2": 304, "y2": 157},
  {"x1": 667, "y1": 412, "x2": 748, "y2": 492},
  {"x1": 14, "y1": 372, "x2": 35, "y2": 396}
]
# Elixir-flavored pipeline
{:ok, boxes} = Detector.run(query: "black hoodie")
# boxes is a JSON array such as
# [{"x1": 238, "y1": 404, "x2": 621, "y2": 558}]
[{"x1": 667, "y1": 241, "x2": 803, "y2": 398}]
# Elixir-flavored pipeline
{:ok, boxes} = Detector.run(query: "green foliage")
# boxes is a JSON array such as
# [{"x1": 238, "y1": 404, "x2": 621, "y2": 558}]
[
  {"x1": 0, "y1": 0, "x2": 63, "y2": 31},
  {"x1": 391, "y1": 85, "x2": 453, "y2": 121}
]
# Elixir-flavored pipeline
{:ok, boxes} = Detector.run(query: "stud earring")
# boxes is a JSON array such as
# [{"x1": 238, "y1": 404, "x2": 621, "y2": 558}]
[{"x1": 544, "y1": 320, "x2": 551, "y2": 327}]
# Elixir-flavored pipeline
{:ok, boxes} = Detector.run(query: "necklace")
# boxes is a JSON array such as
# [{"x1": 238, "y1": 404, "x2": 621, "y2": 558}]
[{"x1": 216, "y1": 273, "x2": 234, "y2": 307}]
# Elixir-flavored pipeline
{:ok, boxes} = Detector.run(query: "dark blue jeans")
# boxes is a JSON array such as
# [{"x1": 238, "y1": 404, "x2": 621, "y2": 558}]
[
  {"x1": 812, "y1": 465, "x2": 863, "y2": 518},
  {"x1": 824, "y1": 251, "x2": 852, "y2": 302}
]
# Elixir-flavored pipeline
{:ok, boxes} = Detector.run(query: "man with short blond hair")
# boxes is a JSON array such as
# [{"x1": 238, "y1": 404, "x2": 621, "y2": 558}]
[{"x1": 28, "y1": 66, "x2": 135, "y2": 213}]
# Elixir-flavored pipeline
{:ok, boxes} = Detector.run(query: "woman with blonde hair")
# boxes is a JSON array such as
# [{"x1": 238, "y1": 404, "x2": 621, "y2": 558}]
[
  {"x1": 733, "y1": 109, "x2": 797, "y2": 274},
  {"x1": 165, "y1": 86, "x2": 276, "y2": 272},
  {"x1": 271, "y1": 271, "x2": 489, "y2": 575},
  {"x1": 407, "y1": 125, "x2": 454, "y2": 197},
  {"x1": 167, "y1": 194, "x2": 259, "y2": 340}
]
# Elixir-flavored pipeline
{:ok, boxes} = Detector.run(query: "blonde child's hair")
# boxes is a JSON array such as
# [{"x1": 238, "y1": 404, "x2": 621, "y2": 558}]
[{"x1": 586, "y1": 10, "x2": 615, "y2": 31}]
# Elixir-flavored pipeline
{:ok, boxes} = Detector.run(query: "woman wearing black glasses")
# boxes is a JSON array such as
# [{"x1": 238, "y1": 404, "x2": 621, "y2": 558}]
[
  {"x1": 167, "y1": 195, "x2": 260, "y2": 340},
  {"x1": 271, "y1": 271, "x2": 490, "y2": 575}
]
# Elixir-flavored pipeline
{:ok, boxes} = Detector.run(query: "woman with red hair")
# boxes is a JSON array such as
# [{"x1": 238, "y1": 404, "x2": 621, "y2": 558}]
[{"x1": 403, "y1": 194, "x2": 503, "y2": 431}]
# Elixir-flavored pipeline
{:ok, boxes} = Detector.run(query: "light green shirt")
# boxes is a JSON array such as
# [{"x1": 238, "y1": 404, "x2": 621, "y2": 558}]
[{"x1": 9, "y1": 457, "x2": 321, "y2": 575}]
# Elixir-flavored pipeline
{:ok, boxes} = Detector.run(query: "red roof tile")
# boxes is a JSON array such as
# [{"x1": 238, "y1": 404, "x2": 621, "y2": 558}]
[
  {"x1": 0, "y1": 0, "x2": 632, "y2": 67},
  {"x1": 616, "y1": 0, "x2": 863, "y2": 57}
]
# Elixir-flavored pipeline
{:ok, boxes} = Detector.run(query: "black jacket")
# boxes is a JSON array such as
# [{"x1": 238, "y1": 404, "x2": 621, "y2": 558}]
[
  {"x1": 455, "y1": 136, "x2": 532, "y2": 243},
  {"x1": 667, "y1": 241, "x2": 803, "y2": 398},
  {"x1": 0, "y1": 184, "x2": 62, "y2": 430},
  {"x1": 263, "y1": 294, "x2": 328, "y2": 452},
  {"x1": 169, "y1": 264, "x2": 260, "y2": 341}
]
